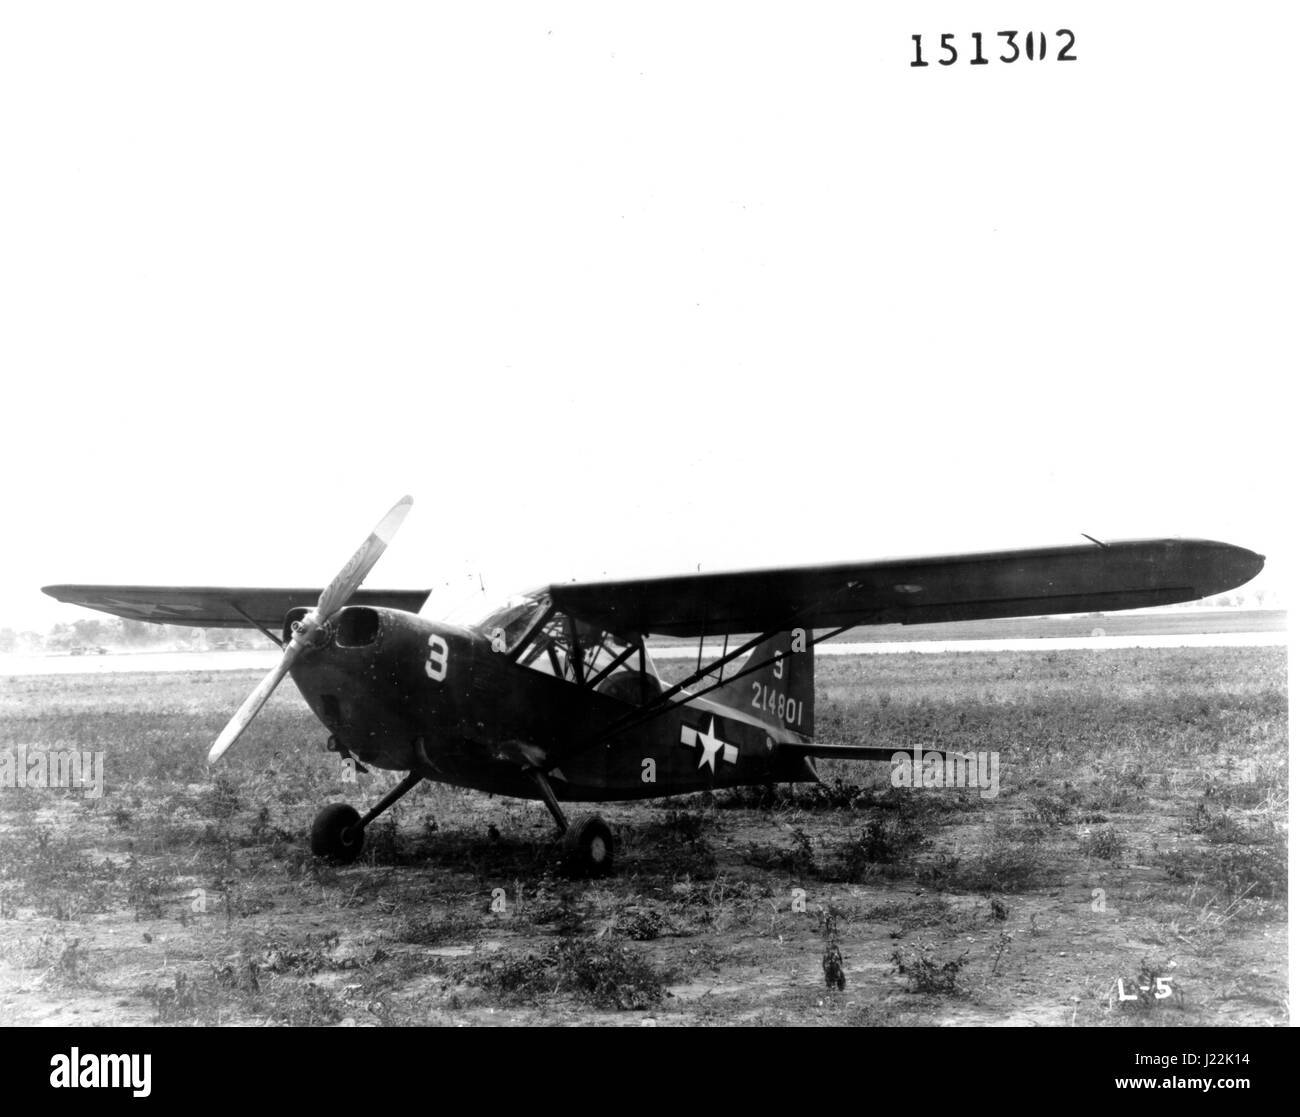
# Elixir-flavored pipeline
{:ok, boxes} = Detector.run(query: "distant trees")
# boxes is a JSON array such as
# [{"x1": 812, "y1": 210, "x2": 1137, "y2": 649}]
[
  {"x1": 10, "y1": 616, "x2": 200, "y2": 653},
  {"x1": 119, "y1": 619, "x2": 157, "y2": 646},
  {"x1": 0, "y1": 629, "x2": 46, "y2": 654},
  {"x1": 11, "y1": 619, "x2": 270, "y2": 653},
  {"x1": 72, "y1": 619, "x2": 107, "y2": 644},
  {"x1": 47, "y1": 623, "x2": 76, "y2": 650}
]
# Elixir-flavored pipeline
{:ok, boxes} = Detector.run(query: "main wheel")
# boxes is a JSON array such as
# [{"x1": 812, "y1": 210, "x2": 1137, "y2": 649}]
[
  {"x1": 311, "y1": 803, "x2": 365, "y2": 864},
  {"x1": 563, "y1": 814, "x2": 614, "y2": 878}
]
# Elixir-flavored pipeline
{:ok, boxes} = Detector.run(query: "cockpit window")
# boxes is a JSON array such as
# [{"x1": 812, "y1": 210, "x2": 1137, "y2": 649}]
[
  {"x1": 512, "y1": 607, "x2": 663, "y2": 704},
  {"x1": 475, "y1": 592, "x2": 550, "y2": 655}
]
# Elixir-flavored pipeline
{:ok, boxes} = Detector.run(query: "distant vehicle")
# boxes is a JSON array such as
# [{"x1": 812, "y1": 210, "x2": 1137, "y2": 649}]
[
  {"x1": 44, "y1": 497, "x2": 1265, "y2": 877},
  {"x1": 67, "y1": 645, "x2": 108, "y2": 656}
]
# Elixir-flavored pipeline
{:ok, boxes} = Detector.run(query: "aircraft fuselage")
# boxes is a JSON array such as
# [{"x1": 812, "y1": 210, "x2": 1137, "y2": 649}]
[{"x1": 288, "y1": 606, "x2": 811, "y2": 802}]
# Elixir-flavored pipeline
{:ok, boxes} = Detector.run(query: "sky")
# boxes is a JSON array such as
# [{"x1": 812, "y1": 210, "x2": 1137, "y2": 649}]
[{"x1": 2, "y1": 2, "x2": 1293, "y2": 631}]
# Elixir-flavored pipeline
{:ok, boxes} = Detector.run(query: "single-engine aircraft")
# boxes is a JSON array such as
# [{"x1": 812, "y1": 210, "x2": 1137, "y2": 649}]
[{"x1": 43, "y1": 497, "x2": 1265, "y2": 876}]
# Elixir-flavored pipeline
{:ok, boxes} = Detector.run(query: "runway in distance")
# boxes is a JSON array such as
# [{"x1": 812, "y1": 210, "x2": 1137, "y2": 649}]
[{"x1": 44, "y1": 497, "x2": 1265, "y2": 876}]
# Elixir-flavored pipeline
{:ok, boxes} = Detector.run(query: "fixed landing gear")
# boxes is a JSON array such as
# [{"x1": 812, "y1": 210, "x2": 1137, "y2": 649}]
[
  {"x1": 310, "y1": 803, "x2": 364, "y2": 863},
  {"x1": 530, "y1": 770, "x2": 614, "y2": 878},
  {"x1": 309, "y1": 770, "x2": 425, "y2": 864},
  {"x1": 309, "y1": 766, "x2": 613, "y2": 877},
  {"x1": 563, "y1": 814, "x2": 614, "y2": 878}
]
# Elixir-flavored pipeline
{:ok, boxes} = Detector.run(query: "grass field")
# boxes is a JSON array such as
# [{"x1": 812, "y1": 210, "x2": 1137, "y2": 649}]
[{"x1": 0, "y1": 645, "x2": 1287, "y2": 1026}]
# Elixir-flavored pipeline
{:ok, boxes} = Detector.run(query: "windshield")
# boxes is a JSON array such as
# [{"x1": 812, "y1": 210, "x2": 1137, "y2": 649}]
[{"x1": 474, "y1": 592, "x2": 550, "y2": 654}]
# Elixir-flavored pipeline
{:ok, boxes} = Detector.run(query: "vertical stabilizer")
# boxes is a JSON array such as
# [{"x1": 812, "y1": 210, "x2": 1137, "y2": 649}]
[{"x1": 712, "y1": 629, "x2": 814, "y2": 739}]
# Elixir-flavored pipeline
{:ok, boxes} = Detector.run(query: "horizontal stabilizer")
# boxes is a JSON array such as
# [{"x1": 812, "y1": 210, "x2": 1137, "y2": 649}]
[{"x1": 778, "y1": 742, "x2": 903, "y2": 761}]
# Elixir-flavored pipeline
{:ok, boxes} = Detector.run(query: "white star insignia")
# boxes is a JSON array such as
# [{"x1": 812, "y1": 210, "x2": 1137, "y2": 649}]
[
  {"x1": 98, "y1": 598, "x2": 204, "y2": 617},
  {"x1": 679, "y1": 716, "x2": 739, "y2": 773}
]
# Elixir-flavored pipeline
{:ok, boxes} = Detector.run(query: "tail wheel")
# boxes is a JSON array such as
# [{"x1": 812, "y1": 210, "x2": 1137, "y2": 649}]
[
  {"x1": 311, "y1": 803, "x2": 365, "y2": 864},
  {"x1": 563, "y1": 814, "x2": 614, "y2": 878}
]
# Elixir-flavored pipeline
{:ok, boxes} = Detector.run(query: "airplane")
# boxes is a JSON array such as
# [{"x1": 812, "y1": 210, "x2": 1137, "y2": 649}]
[{"x1": 43, "y1": 497, "x2": 1265, "y2": 877}]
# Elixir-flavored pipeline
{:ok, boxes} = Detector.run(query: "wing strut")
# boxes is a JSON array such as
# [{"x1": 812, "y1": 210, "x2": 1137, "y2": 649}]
[
  {"x1": 575, "y1": 623, "x2": 854, "y2": 752},
  {"x1": 570, "y1": 577, "x2": 887, "y2": 751},
  {"x1": 229, "y1": 601, "x2": 285, "y2": 649}
]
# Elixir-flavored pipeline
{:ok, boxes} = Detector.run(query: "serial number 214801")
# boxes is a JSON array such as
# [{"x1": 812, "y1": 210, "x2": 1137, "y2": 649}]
[{"x1": 752, "y1": 683, "x2": 804, "y2": 728}]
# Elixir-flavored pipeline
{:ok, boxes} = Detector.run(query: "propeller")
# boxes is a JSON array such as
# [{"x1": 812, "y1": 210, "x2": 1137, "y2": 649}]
[{"x1": 207, "y1": 495, "x2": 414, "y2": 764}]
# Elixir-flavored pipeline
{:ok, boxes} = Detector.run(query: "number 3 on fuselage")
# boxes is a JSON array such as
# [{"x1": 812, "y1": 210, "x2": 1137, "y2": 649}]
[{"x1": 425, "y1": 633, "x2": 449, "y2": 681}]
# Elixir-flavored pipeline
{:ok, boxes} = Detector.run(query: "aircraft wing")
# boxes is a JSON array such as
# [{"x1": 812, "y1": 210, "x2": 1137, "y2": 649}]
[
  {"x1": 549, "y1": 539, "x2": 1264, "y2": 638},
  {"x1": 41, "y1": 585, "x2": 433, "y2": 629}
]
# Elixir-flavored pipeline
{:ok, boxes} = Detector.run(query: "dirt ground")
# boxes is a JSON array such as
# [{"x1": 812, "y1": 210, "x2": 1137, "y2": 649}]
[{"x1": 0, "y1": 646, "x2": 1287, "y2": 1026}]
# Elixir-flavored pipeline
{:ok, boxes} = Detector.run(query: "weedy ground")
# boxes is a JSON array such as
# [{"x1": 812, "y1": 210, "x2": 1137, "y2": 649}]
[{"x1": 0, "y1": 645, "x2": 1286, "y2": 1026}]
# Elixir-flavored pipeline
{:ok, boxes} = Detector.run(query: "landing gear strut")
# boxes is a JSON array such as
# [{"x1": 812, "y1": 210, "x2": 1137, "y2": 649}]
[
  {"x1": 529, "y1": 770, "x2": 614, "y2": 878},
  {"x1": 310, "y1": 771, "x2": 425, "y2": 864}
]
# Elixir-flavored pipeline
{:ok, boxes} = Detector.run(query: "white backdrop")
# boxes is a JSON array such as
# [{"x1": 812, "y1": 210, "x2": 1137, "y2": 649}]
[{"x1": 2, "y1": 2, "x2": 1292, "y2": 629}]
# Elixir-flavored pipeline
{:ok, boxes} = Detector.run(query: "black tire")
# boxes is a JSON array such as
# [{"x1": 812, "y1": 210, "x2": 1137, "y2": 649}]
[
  {"x1": 563, "y1": 814, "x2": 614, "y2": 878},
  {"x1": 311, "y1": 803, "x2": 364, "y2": 864}
]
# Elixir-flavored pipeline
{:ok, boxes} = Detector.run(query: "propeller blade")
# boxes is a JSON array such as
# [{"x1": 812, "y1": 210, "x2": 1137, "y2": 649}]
[
  {"x1": 315, "y1": 495, "x2": 413, "y2": 621},
  {"x1": 207, "y1": 495, "x2": 414, "y2": 764},
  {"x1": 208, "y1": 643, "x2": 302, "y2": 763}
]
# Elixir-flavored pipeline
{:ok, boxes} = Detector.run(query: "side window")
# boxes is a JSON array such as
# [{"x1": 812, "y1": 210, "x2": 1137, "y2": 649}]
[{"x1": 514, "y1": 612, "x2": 662, "y2": 704}]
